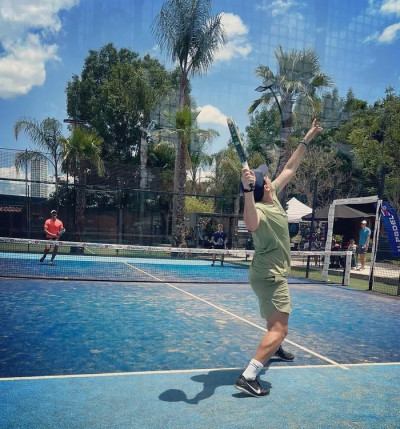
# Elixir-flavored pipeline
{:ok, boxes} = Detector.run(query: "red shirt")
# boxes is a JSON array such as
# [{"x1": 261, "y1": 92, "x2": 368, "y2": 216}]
[{"x1": 44, "y1": 218, "x2": 63, "y2": 238}]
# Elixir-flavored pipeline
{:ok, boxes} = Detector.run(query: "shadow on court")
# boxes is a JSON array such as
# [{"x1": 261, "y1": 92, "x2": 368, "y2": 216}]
[{"x1": 159, "y1": 369, "x2": 272, "y2": 404}]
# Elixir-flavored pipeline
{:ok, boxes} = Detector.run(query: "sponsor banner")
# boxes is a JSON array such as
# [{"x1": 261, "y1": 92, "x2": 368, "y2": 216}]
[
  {"x1": 381, "y1": 202, "x2": 400, "y2": 258},
  {"x1": 0, "y1": 206, "x2": 23, "y2": 212}
]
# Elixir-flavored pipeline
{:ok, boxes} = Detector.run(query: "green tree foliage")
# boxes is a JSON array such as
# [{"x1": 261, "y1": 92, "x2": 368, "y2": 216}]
[
  {"x1": 185, "y1": 196, "x2": 214, "y2": 214},
  {"x1": 212, "y1": 146, "x2": 242, "y2": 196},
  {"x1": 65, "y1": 44, "x2": 171, "y2": 165},
  {"x1": 152, "y1": 0, "x2": 226, "y2": 246},
  {"x1": 249, "y1": 46, "x2": 333, "y2": 182},
  {"x1": 60, "y1": 127, "x2": 105, "y2": 241},
  {"x1": 319, "y1": 88, "x2": 348, "y2": 130},
  {"x1": 246, "y1": 108, "x2": 281, "y2": 174},
  {"x1": 290, "y1": 146, "x2": 348, "y2": 207},
  {"x1": 147, "y1": 139, "x2": 176, "y2": 237},
  {"x1": 347, "y1": 88, "x2": 400, "y2": 214},
  {"x1": 186, "y1": 122, "x2": 217, "y2": 195},
  {"x1": 245, "y1": 103, "x2": 357, "y2": 208}
]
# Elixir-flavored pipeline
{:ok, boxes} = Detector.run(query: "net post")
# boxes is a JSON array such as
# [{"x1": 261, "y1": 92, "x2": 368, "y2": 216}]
[
  {"x1": 397, "y1": 273, "x2": 400, "y2": 296},
  {"x1": 368, "y1": 198, "x2": 382, "y2": 291},
  {"x1": 343, "y1": 251, "x2": 352, "y2": 286},
  {"x1": 322, "y1": 202, "x2": 336, "y2": 281},
  {"x1": 306, "y1": 179, "x2": 318, "y2": 279}
]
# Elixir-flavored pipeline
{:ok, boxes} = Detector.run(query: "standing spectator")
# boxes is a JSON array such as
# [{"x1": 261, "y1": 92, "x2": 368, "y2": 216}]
[
  {"x1": 303, "y1": 236, "x2": 320, "y2": 266},
  {"x1": 211, "y1": 224, "x2": 227, "y2": 266},
  {"x1": 197, "y1": 221, "x2": 204, "y2": 247},
  {"x1": 357, "y1": 220, "x2": 371, "y2": 270}
]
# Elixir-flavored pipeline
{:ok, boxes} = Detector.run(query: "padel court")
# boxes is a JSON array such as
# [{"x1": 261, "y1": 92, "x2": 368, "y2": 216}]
[{"x1": 1, "y1": 268, "x2": 399, "y2": 428}]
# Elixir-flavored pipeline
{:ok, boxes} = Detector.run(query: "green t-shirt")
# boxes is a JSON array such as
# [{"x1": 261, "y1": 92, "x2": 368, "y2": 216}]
[{"x1": 249, "y1": 182, "x2": 291, "y2": 284}]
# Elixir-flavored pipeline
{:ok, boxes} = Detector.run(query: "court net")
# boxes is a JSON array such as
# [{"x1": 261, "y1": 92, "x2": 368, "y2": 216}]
[{"x1": 0, "y1": 237, "x2": 351, "y2": 284}]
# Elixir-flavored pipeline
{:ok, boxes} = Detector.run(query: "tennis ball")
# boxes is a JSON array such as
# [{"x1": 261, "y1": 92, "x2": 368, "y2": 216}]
[{"x1": 64, "y1": 277, "x2": 68, "y2": 280}]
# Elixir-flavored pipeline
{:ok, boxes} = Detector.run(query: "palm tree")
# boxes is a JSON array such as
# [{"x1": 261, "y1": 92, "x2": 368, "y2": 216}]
[
  {"x1": 60, "y1": 127, "x2": 104, "y2": 242},
  {"x1": 14, "y1": 117, "x2": 64, "y2": 208},
  {"x1": 152, "y1": 0, "x2": 226, "y2": 245},
  {"x1": 249, "y1": 46, "x2": 333, "y2": 179}
]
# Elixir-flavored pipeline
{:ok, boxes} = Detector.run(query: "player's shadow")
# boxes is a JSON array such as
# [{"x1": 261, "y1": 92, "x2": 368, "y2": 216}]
[{"x1": 158, "y1": 368, "x2": 272, "y2": 404}]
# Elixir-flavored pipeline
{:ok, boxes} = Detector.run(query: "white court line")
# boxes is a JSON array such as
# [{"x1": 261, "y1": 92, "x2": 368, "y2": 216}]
[
  {"x1": 2, "y1": 362, "x2": 400, "y2": 382},
  {"x1": 345, "y1": 362, "x2": 400, "y2": 367},
  {"x1": 123, "y1": 263, "x2": 349, "y2": 370}
]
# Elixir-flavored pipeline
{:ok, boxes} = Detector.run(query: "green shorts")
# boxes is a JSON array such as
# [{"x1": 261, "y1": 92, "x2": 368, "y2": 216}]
[{"x1": 250, "y1": 276, "x2": 292, "y2": 319}]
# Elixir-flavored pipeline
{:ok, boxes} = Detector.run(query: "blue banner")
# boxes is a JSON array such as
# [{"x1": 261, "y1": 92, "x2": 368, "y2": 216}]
[{"x1": 381, "y1": 202, "x2": 400, "y2": 258}]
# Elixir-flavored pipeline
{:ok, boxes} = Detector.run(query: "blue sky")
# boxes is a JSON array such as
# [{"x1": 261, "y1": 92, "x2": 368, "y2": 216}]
[{"x1": 0, "y1": 0, "x2": 399, "y2": 162}]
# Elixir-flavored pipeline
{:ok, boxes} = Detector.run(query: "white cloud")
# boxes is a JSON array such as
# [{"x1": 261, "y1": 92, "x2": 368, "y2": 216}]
[
  {"x1": 214, "y1": 13, "x2": 252, "y2": 62},
  {"x1": 0, "y1": 0, "x2": 80, "y2": 99},
  {"x1": 366, "y1": 0, "x2": 400, "y2": 44},
  {"x1": 220, "y1": 12, "x2": 248, "y2": 38},
  {"x1": 256, "y1": 0, "x2": 297, "y2": 17},
  {"x1": 364, "y1": 31, "x2": 380, "y2": 43},
  {"x1": 196, "y1": 105, "x2": 227, "y2": 126},
  {"x1": 378, "y1": 21, "x2": 400, "y2": 42},
  {"x1": 381, "y1": 0, "x2": 400, "y2": 16}
]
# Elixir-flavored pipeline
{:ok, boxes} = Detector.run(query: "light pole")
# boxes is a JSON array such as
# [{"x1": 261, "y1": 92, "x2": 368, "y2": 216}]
[{"x1": 255, "y1": 80, "x2": 284, "y2": 130}]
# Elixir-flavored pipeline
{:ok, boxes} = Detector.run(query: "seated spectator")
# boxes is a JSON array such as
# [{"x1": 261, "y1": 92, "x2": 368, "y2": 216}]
[{"x1": 347, "y1": 238, "x2": 357, "y2": 268}]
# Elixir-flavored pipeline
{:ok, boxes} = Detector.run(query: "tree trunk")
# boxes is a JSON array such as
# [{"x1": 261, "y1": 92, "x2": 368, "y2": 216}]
[
  {"x1": 74, "y1": 166, "x2": 86, "y2": 242},
  {"x1": 139, "y1": 127, "x2": 149, "y2": 238},
  {"x1": 273, "y1": 99, "x2": 293, "y2": 207},
  {"x1": 234, "y1": 194, "x2": 240, "y2": 248},
  {"x1": 172, "y1": 136, "x2": 187, "y2": 247},
  {"x1": 171, "y1": 73, "x2": 190, "y2": 247},
  {"x1": 54, "y1": 164, "x2": 60, "y2": 211}
]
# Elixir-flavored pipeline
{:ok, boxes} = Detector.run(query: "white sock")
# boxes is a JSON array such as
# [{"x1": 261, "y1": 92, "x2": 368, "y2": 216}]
[{"x1": 242, "y1": 359, "x2": 264, "y2": 380}]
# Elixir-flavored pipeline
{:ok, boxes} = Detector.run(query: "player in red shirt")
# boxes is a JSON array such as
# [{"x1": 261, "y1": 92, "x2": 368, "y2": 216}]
[{"x1": 39, "y1": 210, "x2": 64, "y2": 265}]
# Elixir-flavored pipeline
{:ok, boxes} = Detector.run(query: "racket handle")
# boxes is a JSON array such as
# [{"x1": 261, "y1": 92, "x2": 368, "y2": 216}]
[{"x1": 242, "y1": 162, "x2": 255, "y2": 190}]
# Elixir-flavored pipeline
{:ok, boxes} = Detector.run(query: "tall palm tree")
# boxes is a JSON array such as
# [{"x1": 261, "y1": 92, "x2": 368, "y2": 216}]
[
  {"x1": 14, "y1": 117, "x2": 64, "y2": 208},
  {"x1": 152, "y1": 0, "x2": 226, "y2": 245},
  {"x1": 60, "y1": 127, "x2": 104, "y2": 242},
  {"x1": 249, "y1": 46, "x2": 333, "y2": 179}
]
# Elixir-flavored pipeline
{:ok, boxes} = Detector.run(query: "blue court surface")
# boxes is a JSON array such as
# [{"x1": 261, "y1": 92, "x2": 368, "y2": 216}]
[{"x1": 1, "y1": 278, "x2": 399, "y2": 428}]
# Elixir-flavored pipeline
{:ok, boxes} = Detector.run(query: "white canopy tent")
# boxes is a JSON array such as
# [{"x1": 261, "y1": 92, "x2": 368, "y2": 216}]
[{"x1": 286, "y1": 197, "x2": 312, "y2": 223}]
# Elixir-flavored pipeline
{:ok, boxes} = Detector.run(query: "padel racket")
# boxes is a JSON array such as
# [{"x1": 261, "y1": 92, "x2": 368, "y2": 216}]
[
  {"x1": 227, "y1": 117, "x2": 254, "y2": 190},
  {"x1": 54, "y1": 228, "x2": 65, "y2": 247}
]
